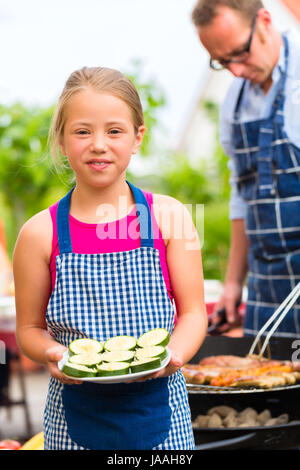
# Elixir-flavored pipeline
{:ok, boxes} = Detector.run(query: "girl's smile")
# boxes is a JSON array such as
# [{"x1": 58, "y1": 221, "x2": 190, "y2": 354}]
[{"x1": 86, "y1": 160, "x2": 112, "y2": 171}]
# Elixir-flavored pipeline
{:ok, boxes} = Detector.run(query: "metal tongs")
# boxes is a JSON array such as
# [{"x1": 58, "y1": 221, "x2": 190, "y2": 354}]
[
  {"x1": 207, "y1": 309, "x2": 227, "y2": 335},
  {"x1": 248, "y1": 282, "x2": 300, "y2": 358}
]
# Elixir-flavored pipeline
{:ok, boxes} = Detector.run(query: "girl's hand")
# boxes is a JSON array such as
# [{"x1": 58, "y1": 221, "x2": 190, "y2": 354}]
[
  {"x1": 128, "y1": 350, "x2": 183, "y2": 383},
  {"x1": 45, "y1": 345, "x2": 82, "y2": 385},
  {"x1": 150, "y1": 350, "x2": 182, "y2": 379}
]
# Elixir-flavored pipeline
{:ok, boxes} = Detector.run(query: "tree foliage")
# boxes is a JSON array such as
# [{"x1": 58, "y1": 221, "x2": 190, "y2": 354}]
[
  {"x1": 0, "y1": 103, "x2": 62, "y2": 248},
  {"x1": 0, "y1": 70, "x2": 231, "y2": 281},
  {"x1": 125, "y1": 59, "x2": 166, "y2": 157},
  {"x1": 0, "y1": 64, "x2": 168, "y2": 255}
]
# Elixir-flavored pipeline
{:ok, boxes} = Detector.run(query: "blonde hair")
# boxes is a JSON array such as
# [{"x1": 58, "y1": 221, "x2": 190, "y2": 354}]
[{"x1": 48, "y1": 66, "x2": 144, "y2": 169}]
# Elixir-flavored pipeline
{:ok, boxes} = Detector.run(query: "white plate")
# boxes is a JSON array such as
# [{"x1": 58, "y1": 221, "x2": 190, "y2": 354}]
[{"x1": 58, "y1": 347, "x2": 171, "y2": 384}]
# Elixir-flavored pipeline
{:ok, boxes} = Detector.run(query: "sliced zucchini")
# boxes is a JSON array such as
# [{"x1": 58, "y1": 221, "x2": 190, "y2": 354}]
[
  {"x1": 130, "y1": 357, "x2": 161, "y2": 373},
  {"x1": 62, "y1": 362, "x2": 97, "y2": 378},
  {"x1": 97, "y1": 362, "x2": 130, "y2": 377},
  {"x1": 101, "y1": 350, "x2": 135, "y2": 363},
  {"x1": 69, "y1": 338, "x2": 103, "y2": 356},
  {"x1": 137, "y1": 328, "x2": 169, "y2": 348},
  {"x1": 69, "y1": 352, "x2": 103, "y2": 367},
  {"x1": 135, "y1": 345, "x2": 167, "y2": 362},
  {"x1": 104, "y1": 335, "x2": 137, "y2": 351}
]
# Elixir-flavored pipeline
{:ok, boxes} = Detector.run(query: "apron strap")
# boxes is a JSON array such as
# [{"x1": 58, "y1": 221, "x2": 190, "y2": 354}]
[
  {"x1": 126, "y1": 181, "x2": 154, "y2": 248},
  {"x1": 272, "y1": 34, "x2": 289, "y2": 127},
  {"x1": 56, "y1": 182, "x2": 154, "y2": 254},
  {"x1": 233, "y1": 80, "x2": 247, "y2": 122},
  {"x1": 57, "y1": 187, "x2": 74, "y2": 254},
  {"x1": 233, "y1": 34, "x2": 290, "y2": 197},
  {"x1": 257, "y1": 34, "x2": 290, "y2": 197}
]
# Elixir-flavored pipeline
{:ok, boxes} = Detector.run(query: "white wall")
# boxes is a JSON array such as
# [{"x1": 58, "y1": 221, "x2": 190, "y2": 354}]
[{"x1": 177, "y1": 70, "x2": 233, "y2": 165}]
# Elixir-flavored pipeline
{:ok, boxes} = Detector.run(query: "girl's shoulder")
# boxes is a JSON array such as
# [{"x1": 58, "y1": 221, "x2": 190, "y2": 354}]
[
  {"x1": 19, "y1": 208, "x2": 52, "y2": 236},
  {"x1": 152, "y1": 193, "x2": 190, "y2": 216},
  {"x1": 152, "y1": 193, "x2": 197, "y2": 244},
  {"x1": 15, "y1": 209, "x2": 53, "y2": 261}
]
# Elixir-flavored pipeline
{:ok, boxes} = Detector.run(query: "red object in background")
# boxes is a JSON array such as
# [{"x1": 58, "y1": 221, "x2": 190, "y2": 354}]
[
  {"x1": 206, "y1": 302, "x2": 217, "y2": 316},
  {"x1": 0, "y1": 331, "x2": 43, "y2": 372},
  {"x1": 206, "y1": 302, "x2": 246, "y2": 338},
  {"x1": 206, "y1": 302, "x2": 246, "y2": 317},
  {"x1": 0, "y1": 440, "x2": 22, "y2": 450},
  {"x1": 0, "y1": 332, "x2": 18, "y2": 353}
]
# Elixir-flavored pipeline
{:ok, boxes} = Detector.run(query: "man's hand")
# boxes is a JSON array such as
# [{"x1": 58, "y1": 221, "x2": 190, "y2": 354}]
[{"x1": 211, "y1": 282, "x2": 243, "y2": 332}]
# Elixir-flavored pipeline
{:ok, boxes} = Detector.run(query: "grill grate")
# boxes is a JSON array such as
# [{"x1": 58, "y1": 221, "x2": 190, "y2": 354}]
[{"x1": 186, "y1": 383, "x2": 300, "y2": 394}]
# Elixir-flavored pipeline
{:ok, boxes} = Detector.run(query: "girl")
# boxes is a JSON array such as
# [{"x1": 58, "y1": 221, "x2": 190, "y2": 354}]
[{"x1": 13, "y1": 66, "x2": 207, "y2": 450}]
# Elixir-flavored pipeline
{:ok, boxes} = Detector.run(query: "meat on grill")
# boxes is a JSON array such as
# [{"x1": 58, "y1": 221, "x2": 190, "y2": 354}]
[{"x1": 182, "y1": 355, "x2": 300, "y2": 389}]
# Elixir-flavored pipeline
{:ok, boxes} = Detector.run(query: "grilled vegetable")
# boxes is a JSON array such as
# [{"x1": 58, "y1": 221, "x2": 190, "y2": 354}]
[
  {"x1": 101, "y1": 350, "x2": 135, "y2": 363},
  {"x1": 104, "y1": 335, "x2": 137, "y2": 351},
  {"x1": 97, "y1": 362, "x2": 130, "y2": 376},
  {"x1": 62, "y1": 362, "x2": 97, "y2": 378},
  {"x1": 130, "y1": 357, "x2": 161, "y2": 373},
  {"x1": 137, "y1": 328, "x2": 169, "y2": 348},
  {"x1": 135, "y1": 345, "x2": 167, "y2": 361},
  {"x1": 68, "y1": 353, "x2": 103, "y2": 367},
  {"x1": 69, "y1": 338, "x2": 103, "y2": 356}
]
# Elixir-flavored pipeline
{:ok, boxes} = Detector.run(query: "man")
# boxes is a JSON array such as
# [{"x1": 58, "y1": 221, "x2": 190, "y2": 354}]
[{"x1": 192, "y1": 0, "x2": 300, "y2": 338}]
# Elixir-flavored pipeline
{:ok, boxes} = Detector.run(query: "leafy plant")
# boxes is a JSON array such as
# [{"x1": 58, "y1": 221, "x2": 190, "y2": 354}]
[
  {"x1": 202, "y1": 201, "x2": 230, "y2": 280},
  {"x1": 125, "y1": 59, "x2": 166, "y2": 158},
  {"x1": 0, "y1": 70, "x2": 232, "y2": 284},
  {"x1": 0, "y1": 64, "x2": 167, "y2": 256}
]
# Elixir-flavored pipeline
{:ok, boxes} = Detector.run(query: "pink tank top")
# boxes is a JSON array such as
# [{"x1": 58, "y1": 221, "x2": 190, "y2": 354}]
[{"x1": 49, "y1": 190, "x2": 173, "y2": 300}]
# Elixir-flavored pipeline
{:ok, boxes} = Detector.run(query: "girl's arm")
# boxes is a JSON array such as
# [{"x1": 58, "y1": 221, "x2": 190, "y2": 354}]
[
  {"x1": 151, "y1": 195, "x2": 207, "y2": 378},
  {"x1": 13, "y1": 210, "x2": 81, "y2": 384}
]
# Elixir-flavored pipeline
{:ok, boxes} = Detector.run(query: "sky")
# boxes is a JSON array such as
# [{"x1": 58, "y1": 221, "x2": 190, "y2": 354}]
[{"x1": 0, "y1": 0, "x2": 209, "y2": 150}]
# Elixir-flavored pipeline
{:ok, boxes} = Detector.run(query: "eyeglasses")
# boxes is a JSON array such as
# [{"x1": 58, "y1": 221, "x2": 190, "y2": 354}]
[{"x1": 210, "y1": 13, "x2": 258, "y2": 71}]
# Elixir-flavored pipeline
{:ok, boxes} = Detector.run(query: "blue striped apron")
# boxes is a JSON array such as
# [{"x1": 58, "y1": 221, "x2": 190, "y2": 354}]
[
  {"x1": 43, "y1": 181, "x2": 194, "y2": 450},
  {"x1": 232, "y1": 34, "x2": 300, "y2": 338}
]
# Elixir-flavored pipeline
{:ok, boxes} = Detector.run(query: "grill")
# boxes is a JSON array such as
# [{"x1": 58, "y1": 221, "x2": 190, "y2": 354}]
[
  {"x1": 187, "y1": 336, "x2": 300, "y2": 449},
  {"x1": 187, "y1": 382, "x2": 300, "y2": 394}
]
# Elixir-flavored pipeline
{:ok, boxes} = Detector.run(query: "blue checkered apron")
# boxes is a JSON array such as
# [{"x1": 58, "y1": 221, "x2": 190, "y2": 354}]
[
  {"x1": 43, "y1": 181, "x2": 194, "y2": 450},
  {"x1": 232, "y1": 35, "x2": 300, "y2": 338}
]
